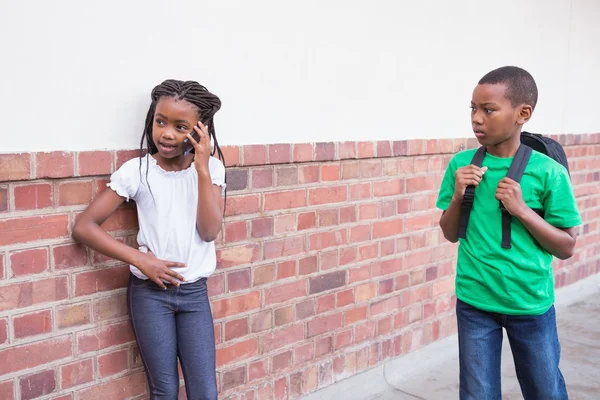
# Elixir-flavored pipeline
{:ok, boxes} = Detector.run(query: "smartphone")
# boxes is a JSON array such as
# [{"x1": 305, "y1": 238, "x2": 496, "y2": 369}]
[{"x1": 182, "y1": 121, "x2": 206, "y2": 156}]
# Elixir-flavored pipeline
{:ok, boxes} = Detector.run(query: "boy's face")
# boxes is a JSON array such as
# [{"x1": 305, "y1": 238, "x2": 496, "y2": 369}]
[{"x1": 470, "y1": 83, "x2": 527, "y2": 147}]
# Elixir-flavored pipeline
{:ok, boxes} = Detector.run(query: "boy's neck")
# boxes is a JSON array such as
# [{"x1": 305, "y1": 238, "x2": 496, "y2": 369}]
[{"x1": 485, "y1": 134, "x2": 522, "y2": 158}]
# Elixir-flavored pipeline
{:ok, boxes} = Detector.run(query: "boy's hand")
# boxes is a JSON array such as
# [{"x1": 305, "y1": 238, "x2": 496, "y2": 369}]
[
  {"x1": 453, "y1": 165, "x2": 488, "y2": 200},
  {"x1": 136, "y1": 250, "x2": 185, "y2": 289},
  {"x1": 496, "y1": 177, "x2": 528, "y2": 217},
  {"x1": 187, "y1": 121, "x2": 212, "y2": 174}
]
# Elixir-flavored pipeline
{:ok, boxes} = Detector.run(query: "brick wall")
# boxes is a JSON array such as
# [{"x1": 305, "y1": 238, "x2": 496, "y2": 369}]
[{"x1": 0, "y1": 134, "x2": 599, "y2": 400}]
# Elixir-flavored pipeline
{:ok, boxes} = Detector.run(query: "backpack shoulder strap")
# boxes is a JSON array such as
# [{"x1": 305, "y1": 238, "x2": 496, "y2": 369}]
[
  {"x1": 457, "y1": 146, "x2": 486, "y2": 239},
  {"x1": 500, "y1": 145, "x2": 533, "y2": 248}
]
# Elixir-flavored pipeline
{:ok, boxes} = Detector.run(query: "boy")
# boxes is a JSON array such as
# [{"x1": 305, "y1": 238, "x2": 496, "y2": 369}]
[{"x1": 436, "y1": 66, "x2": 581, "y2": 399}]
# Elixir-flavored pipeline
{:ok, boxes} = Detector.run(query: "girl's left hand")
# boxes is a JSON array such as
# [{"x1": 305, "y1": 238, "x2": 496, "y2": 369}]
[{"x1": 187, "y1": 121, "x2": 211, "y2": 173}]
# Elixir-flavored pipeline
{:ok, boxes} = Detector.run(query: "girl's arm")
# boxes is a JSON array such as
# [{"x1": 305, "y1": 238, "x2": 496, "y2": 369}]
[
  {"x1": 196, "y1": 172, "x2": 224, "y2": 242},
  {"x1": 72, "y1": 188, "x2": 185, "y2": 288}
]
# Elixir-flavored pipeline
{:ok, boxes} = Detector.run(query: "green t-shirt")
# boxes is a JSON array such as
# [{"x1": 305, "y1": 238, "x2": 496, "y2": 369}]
[{"x1": 436, "y1": 148, "x2": 582, "y2": 315}]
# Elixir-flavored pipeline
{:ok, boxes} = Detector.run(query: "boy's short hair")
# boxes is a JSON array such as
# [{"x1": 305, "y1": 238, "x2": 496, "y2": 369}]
[{"x1": 479, "y1": 66, "x2": 538, "y2": 110}]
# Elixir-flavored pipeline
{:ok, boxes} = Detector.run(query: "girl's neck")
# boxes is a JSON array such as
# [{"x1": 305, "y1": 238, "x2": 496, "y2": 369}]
[{"x1": 152, "y1": 154, "x2": 194, "y2": 172}]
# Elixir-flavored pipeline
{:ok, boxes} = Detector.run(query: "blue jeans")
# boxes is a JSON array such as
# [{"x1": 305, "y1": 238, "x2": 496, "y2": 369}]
[
  {"x1": 127, "y1": 274, "x2": 218, "y2": 400},
  {"x1": 456, "y1": 299, "x2": 568, "y2": 400}
]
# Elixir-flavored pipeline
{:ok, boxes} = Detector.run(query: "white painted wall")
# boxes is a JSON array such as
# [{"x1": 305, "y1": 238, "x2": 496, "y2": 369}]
[{"x1": 1, "y1": 0, "x2": 599, "y2": 152}]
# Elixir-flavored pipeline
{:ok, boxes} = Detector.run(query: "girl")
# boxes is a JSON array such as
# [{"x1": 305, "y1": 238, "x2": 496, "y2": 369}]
[{"x1": 73, "y1": 79, "x2": 226, "y2": 399}]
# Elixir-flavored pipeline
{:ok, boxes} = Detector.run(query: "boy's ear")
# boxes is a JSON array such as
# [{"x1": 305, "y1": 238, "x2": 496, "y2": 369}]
[{"x1": 516, "y1": 104, "x2": 533, "y2": 126}]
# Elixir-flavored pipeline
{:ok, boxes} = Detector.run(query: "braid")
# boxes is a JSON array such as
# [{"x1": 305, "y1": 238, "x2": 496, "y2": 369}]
[{"x1": 138, "y1": 79, "x2": 227, "y2": 211}]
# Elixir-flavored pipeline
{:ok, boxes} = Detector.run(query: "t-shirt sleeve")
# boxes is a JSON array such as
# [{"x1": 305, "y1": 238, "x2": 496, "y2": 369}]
[
  {"x1": 107, "y1": 158, "x2": 141, "y2": 202},
  {"x1": 209, "y1": 156, "x2": 227, "y2": 193},
  {"x1": 542, "y1": 167, "x2": 582, "y2": 228},
  {"x1": 436, "y1": 156, "x2": 457, "y2": 211}
]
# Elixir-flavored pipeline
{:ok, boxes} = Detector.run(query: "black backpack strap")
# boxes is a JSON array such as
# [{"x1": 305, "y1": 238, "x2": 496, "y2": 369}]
[
  {"x1": 500, "y1": 145, "x2": 533, "y2": 249},
  {"x1": 457, "y1": 146, "x2": 487, "y2": 239}
]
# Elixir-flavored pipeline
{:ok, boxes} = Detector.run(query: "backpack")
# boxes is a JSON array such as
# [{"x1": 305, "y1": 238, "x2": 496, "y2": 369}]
[{"x1": 457, "y1": 131, "x2": 570, "y2": 249}]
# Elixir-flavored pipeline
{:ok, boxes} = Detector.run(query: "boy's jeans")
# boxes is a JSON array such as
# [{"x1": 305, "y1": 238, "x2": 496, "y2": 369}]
[{"x1": 456, "y1": 299, "x2": 568, "y2": 400}]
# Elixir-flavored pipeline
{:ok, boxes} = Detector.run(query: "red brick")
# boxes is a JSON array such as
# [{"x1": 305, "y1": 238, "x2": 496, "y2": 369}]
[
  {"x1": 405, "y1": 249, "x2": 433, "y2": 269},
  {"x1": 315, "y1": 142, "x2": 335, "y2": 161},
  {"x1": 0, "y1": 336, "x2": 72, "y2": 375},
  {"x1": 217, "y1": 338, "x2": 258, "y2": 367},
  {"x1": 14, "y1": 309, "x2": 53, "y2": 339},
  {"x1": 319, "y1": 361, "x2": 333, "y2": 387},
  {"x1": 53, "y1": 244, "x2": 87, "y2": 270},
  {"x1": 249, "y1": 359, "x2": 269, "y2": 382},
  {"x1": 296, "y1": 299, "x2": 315, "y2": 320},
  {"x1": 383, "y1": 159, "x2": 398, "y2": 176},
  {"x1": 77, "y1": 151, "x2": 112, "y2": 176},
  {"x1": 243, "y1": 145, "x2": 267, "y2": 166},
  {"x1": 0, "y1": 215, "x2": 69, "y2": 246},
  {"x1": 345, "y1": 306, "x2": 368, "y2": 325},
  {"x1": 349, "y1": 264, "x2": 371, "y2": 284},
  {"x1": 98, "y1": 349, "x2": 129, "y2": 378},
  {"x1": 74, "y1": 266, "x2": 128, "y2": 296},
  {"x1": 370, "y1": 296, "x2": 400, "y2": 316},
  {"x1": 77, "y1": 321, "x2": 134, "y2": 353},
  {"x1": 269, "y1": 144, "x2": 291, "y2": 164},
  {"x1": 273, "y1": 215, "x2": 294, "y2": 236},
  {"x1": 225, "y1": 194, "x2": 260, "y2": 216},
  {"x1": 212, "y1": 291, "x2": 261, "y2": 319},
  {"x1": 61, "y1": 359, "x2": 94, "y2": 389},
  {"x1": 359, "y1": 203, "x2": 378, "y2": 220},
  {"x1": 115, "y1": 150, "x2": 139, "y2": 169},
  {"x1": 20, "y1": 369, "x2": 56, "y2": 400},
  {"x1": 253, "y1": 264, "x2": 274, "y2": 286},
  {"x1": 357, "y1": 142, "x2": 374, "y2": 159},
  {"x1": 222, "y1": 366, "x2": 247, "y2": 392},
  {"x1": 10, "y1": 248, "x2": 48, "y2": 277},
  {"x1": 274, "y1": 377, "x2": 288, "y2": 399},
  {"x1": 319, "y1": 250, "x2": 338, "y2": 271},
  {"x1": 374, "y1": 179, "x2": 405, "y2": 197},
  {"x1": 360, "y1": 160, "x2": 382, "y2": 178},
  {"x1": 340, "y1": 246, "x2": 357, "y2": 266},
  {"x1": 0, "y1": 319, "x2": 7, "y2": 345},
  {"x1": 78, "y1": 371, "x2": 146, "y2": 400},
  {"x1": 272, "y1": 350, "x2": 293, "y2": 373},
  {"x1": 264, "y1": 189, "x2": 306, "y2": 211},
  {"x1": 225, "y1": 318, "x2": 249, "y2": 341},
  {"x1": 277, "y1": 261, "x2": 296, "y2": 280},
  {"x1": 227, "y1": 169, "x2": 248, "y2": 191},
  {"x1": 298, "y1": 212, "x2": 316, "y2": 231},
  {"x1": 335, "y1": 329, "x2": 353, "y2": 349},
  {"x1": 376, "y1": 141, "x2": 393, "y2": 157},
  {"x1": 251, "y1": 167, "x2": 274, "y2": 189},
  {"x1": 354, "y1": 321, "x2": 376, "y2": 343},
  {"x1": 373, "y1": 217, "x2": 403, "y2": 238},
  {"x1": 217, "y1": 244, "x2": 260, "y2": 268},
  {"x1": 309, "y1": 229, "x2": 347, "y2": 251},
  {"x1": 393, "y1": 141, "x2": 408, "y2": 156},
  {"x1": 350, "y1": 182, "x2": 371, "y2": 200},
  {"x1": 274, "y1": 305, "x2": 294, "y2": 326},
  {"x1": 350, "y1": 224, "x2": 371, "y2": 243},
  {"x1": 321, "y1": 164, "x2": 340, "y2": 181},
  {"x1": 372, "y1": 257, "x2": 402, "y2": 277},
  {"x1": 251, "y1": 217, "x2": 273, "y2": 238},
  {"x1": 340, "y1": 206, "x2": 357, "y2": 224},
  {"x1": 406, "y1": 176, "x2": 435, "y2": 193},
  {"x1": 224, "y1": 220, "x2": 247, "y2": 242},
  {"x1": 276, "y1": 166, "x2": 298, "y2": 186},
  {"x1": 299, "y1": 165, "x2": 319, "y2": 184},
  {"x1": 405, "y1": 214, "x2": 433, "y2": 232},
  {"x1": 263, "y1": 236, "x2": 305, "y2": 260},
  {"x1": 395, "y1": 274, "x2": 410, "y2": 290},
  {"x1": 308, "y1": 186, "x2": 347, "y2": 205},
  {"x1": 293, "y1": 144, "x2": 314, "y2": 162},
  {"x1": 0, "y1": 277, "x2": 68, "y2": 312},
  {"x1": 308, "y1": 313, "x2": 343, "y2": 337},
  {"x1": 380, "y1": 279, "x2": 394, "y2": 295},
  {"x1": 379, "y1": 200, "x2": 396, "y2": 218},
  {"x1": 250, "y1": 310, "x2": 272, "y2": 333},
  {"x1": 57, "y1": 302, "x2": 91, "y2": 329},
  {"x1": 295, "y1": 342, "x2": 314, "y2": 365},
  {"x1": 222, "y1": 146, "x2": 240, "y2": 167},
  {"x1": 0, "y1": 153, "x2": 31, "y2": 181},
  {"x1": 0, "y1": 380, "x2": 13, "y2": 399},
  {"x1": 14, "y1": 184, "x2": 53, "y2": 210},
  {"x1": 355, "y1": 283, "x2": 377, "y2": 302},
  {"x1": 265, "y1": 280, "x2": 307, "y2": 305},
  {"x1": 317, "y1": 294, "x2": 335, "y2": 314},
  {"x1": 94, "y1": 294, "x2": 127, "y2": 321},
  {"x1": 337, "y1": 289, "x2": 354, "y2": 307},
  {"x1": 0, "y1": 187, "x2": 6, "y2": 213},
  {"x1": 299, "y1": 256, "x2": 318, "y2": 276},
  {"x1": 262, "y1": 324, "x2": 305, "y2": 353},
  {"x1": 36, "y1": 152, "x2": 74, "y2": 178},
  {"x1": 309, "y1": 271, "x2": 346, "y2": 294},
  {"x1": 318, "y1": 209, "x2": 338, "y2": 227},
  {"x1": 315, "y1": 336, "x2": 333, "y2": 357},
  {"x1": 226, "y1": 269, "x2": 250, "y2": 293},
  {"x1": 381, "y1": 238, "x2": 396, "y2": 256}
]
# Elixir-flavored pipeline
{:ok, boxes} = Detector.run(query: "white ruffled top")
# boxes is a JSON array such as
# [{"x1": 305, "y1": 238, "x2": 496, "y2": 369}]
[{"x1": 108, "y1": 154, "x2": 226, "y2": 283}]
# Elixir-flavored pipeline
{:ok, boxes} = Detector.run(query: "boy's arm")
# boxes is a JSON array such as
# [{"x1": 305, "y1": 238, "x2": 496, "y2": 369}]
[{"x1": 496, "y1": 177, "x2": 577, "y2": 259}]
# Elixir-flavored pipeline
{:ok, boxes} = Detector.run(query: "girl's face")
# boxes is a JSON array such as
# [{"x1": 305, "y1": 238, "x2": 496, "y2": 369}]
[{"x1": 152, "y1": 97, "x2": 199, "y2": 159}]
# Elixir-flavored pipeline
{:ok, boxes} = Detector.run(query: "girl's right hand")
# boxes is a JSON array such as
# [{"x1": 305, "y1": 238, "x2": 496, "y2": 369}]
[
  {"x1": 453, "y1": 165, "x2": 488, "y2": 200},
  {"x1": 136, "y1": 251, "x2": 186, "y2": 289}
]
